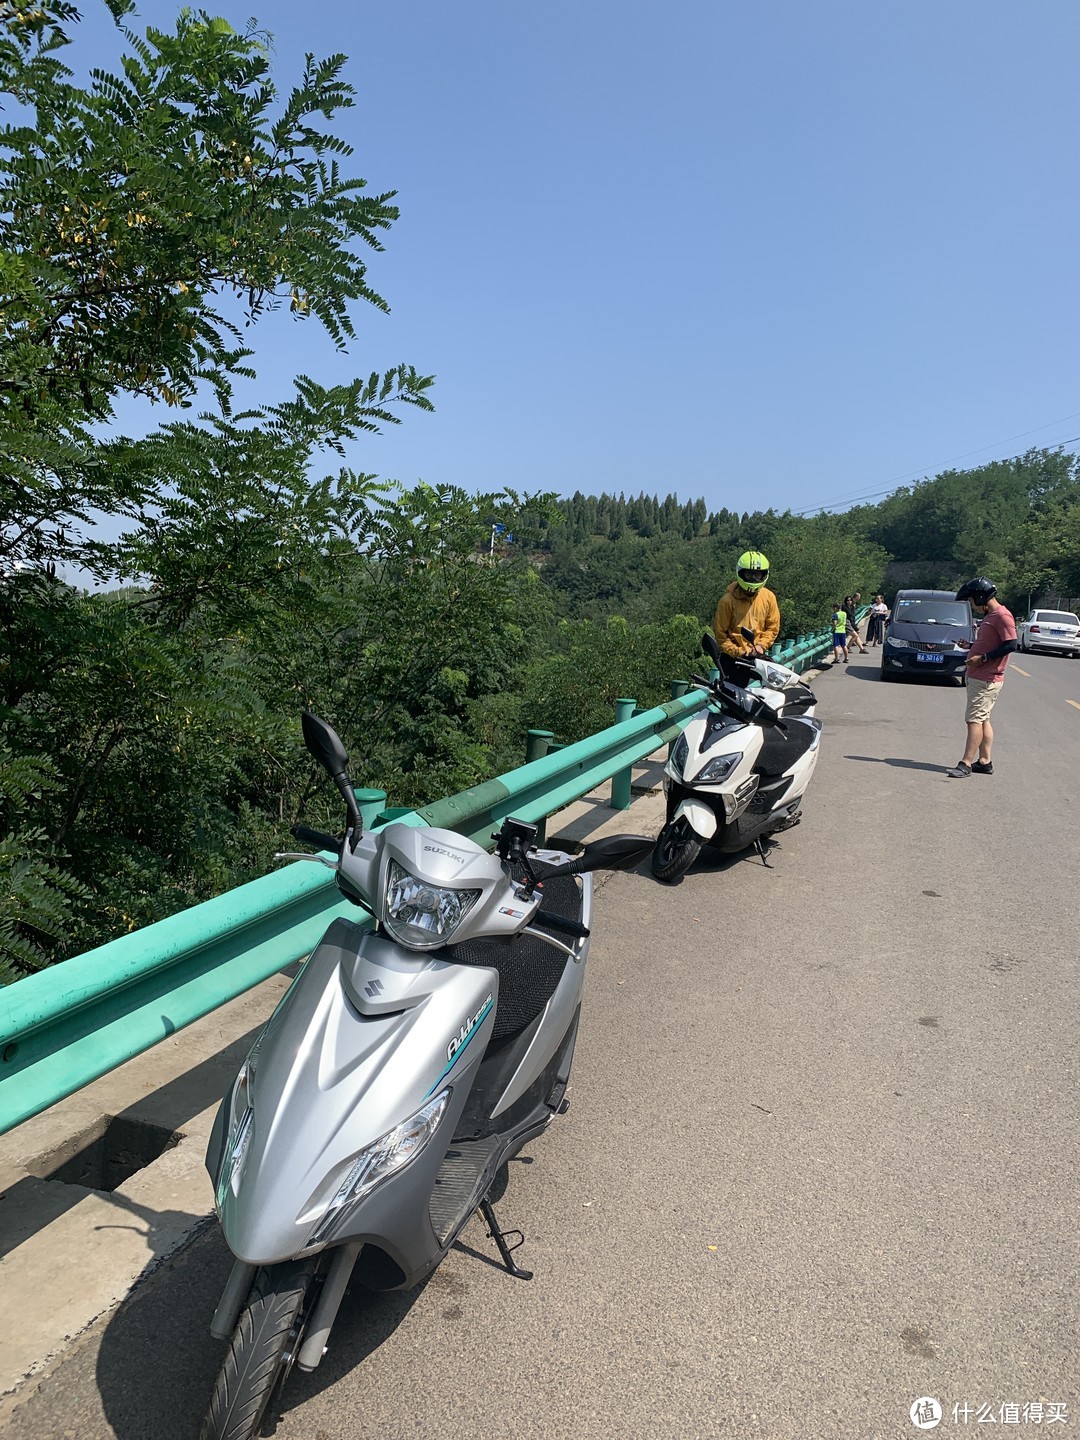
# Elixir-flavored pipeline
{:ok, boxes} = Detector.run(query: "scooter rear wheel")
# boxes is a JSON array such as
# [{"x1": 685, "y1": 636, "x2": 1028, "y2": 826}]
[
  {"x1": 199, "y1": 1258, "x2": 319, "y2": 1440},
  {"x1": 651, "y1": 817, "x2": 702, "y2": 883}
]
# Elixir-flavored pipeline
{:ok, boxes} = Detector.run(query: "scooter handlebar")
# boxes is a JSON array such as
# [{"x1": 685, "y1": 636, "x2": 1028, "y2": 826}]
[
  {"x1": 531, "y1": 911, "x2": 591, "y2": 939},
  {"x1": 532, "y1": 834, "x2": 651, "y2": 882},
  {"x1": 692, "y1": 674, "x2": 783, "y2": 728},
  {"x1": 290, "y1": 824, "x2": 342, "y2": 853}
]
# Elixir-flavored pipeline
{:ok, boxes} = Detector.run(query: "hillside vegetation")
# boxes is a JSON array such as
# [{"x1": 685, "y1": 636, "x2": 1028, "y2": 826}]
[{"x1": 2, "y1": 3, "x2": 1078, "y2": 975}]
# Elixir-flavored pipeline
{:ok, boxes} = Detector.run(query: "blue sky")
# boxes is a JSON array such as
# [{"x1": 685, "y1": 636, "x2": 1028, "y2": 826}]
[{"x1": 75, "y1": 0, "x2": 1080, "y2": 516}]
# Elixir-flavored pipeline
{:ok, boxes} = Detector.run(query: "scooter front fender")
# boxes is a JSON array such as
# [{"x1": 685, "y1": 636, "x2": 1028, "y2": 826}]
[{"x1": 673, "y1": 796, "x2": 720, "y2": 840}]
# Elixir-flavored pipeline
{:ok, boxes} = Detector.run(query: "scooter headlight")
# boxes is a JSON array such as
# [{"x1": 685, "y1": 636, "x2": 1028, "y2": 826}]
[
  {"x1": 214, "y1": 1033, "x2": 264, "y2": 1208},
  {"x1": 697, "y1": 751, "x2": 742, "y2": 783},
  {"x1": 300, "y1": 1089, "x2": 452, "y2": 1251},
  {"x1": 383, "y1": 861, "x2": 481, "y2": 949},
  {"x1": 671, "y1": 733, "x2": 689, "y2": 776}
]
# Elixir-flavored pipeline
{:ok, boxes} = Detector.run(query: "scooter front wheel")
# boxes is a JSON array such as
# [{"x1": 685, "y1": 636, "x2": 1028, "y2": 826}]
[
  {"x1": 651, "y1": 817, "x2": 702, "y2": 883},
  {"x1": 199, "y1": 1258, "x2": 319, "y2": 1440}
]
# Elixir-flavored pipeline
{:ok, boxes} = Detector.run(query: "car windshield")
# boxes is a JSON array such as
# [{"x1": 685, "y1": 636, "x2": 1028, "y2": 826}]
[
  {"x1": 894, "y1": 601, "x2": 970, "y2": 625},
  {"x1": 1034, "y1": 612, "x2": 1080, "y2": 626}
]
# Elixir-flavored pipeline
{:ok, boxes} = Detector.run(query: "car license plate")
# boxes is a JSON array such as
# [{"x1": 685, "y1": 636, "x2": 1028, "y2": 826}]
[
  {"x1": 915, "y1": 652, "x2": 944, "y2": 663},
  {"x1": 1050, "y1": 628, "x2": 1066, "y2": 635}
]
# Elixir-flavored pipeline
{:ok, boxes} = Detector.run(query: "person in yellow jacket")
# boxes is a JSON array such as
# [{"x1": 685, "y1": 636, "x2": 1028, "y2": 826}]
[{"x1": 713, "y1": 550, "x2": 781, "y2": 657}]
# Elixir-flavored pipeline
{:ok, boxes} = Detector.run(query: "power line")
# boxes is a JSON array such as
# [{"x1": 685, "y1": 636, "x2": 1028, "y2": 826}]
[
  {"x1": 796, "y1": 413, "x2": 1080, "y2": 514},
  {"x1": 793, "y1": 425, "x2": 1080, "y2": 518}
]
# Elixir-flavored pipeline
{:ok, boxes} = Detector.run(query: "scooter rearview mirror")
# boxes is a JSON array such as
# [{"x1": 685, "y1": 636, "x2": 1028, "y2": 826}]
[
  {"x1": 740, "y1": 626, "x2": 755, "y2": 644},
  {"x1": 702, "y1": 632, "x2": 743, "y2": 684},
  {"x1": 301, "y1": 711, "x2": 351, "y2": 780},
  {"x1": 301, "y1": 711, "x2": 363, "y2": 846}
]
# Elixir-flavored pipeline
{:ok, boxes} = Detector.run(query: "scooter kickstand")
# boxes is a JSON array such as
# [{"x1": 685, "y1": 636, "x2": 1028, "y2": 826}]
[
  {"x1": 477, "y1": 1198, "x2": 533, "y2": 1280},
  {"x1": 754, "y1": 837, "x2": 773, "y2": 868}
]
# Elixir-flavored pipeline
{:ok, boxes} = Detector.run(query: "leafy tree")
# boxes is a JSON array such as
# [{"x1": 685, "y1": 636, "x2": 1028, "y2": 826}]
[
  {"x1": 518, "y1": 615, "x2": 701, "y2": 744},
  {"x1": 0, "y1": 0, "x2": 432, "y2": 576},
  {"x1": 0, "y1": 746, "x2": 90, "y2": 980}
]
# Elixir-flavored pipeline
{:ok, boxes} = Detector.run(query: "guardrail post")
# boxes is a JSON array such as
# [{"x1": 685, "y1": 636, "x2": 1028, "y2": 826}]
[
  {"x1": 525, "y1": 728, "x2": 554, "y2": 764},
  {"x1": 540, "y1": 742, "x2": 567, "y2": 845},
  {"x1": 525, "y1": 731, "x2": 555, "y2": 843},
  {"x1": 353, "y1": 788, "x2": 388, "y2": 831},
  {"x1": 609, "y1": 698, "x2": 637, "y2": 809}
]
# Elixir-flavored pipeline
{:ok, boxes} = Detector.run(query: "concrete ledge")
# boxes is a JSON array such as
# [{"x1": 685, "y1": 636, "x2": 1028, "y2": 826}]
[
  {"x1": 0, "y1": 972, "x2": 291, "y2": 1405},
  {"x1": 0, "y1": 770, "x2": 668, "y2": 1413}
]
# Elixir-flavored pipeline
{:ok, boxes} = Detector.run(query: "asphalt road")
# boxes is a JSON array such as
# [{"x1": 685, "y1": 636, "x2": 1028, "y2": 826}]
[{"x1": 6, "y1": 648, "x2": 1079, "y2": 1440}]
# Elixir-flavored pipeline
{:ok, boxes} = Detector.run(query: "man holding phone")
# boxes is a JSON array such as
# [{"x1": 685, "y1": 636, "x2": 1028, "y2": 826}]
[{"x1": 946, "y1": 577, "x2": 1017, "y2": 778}]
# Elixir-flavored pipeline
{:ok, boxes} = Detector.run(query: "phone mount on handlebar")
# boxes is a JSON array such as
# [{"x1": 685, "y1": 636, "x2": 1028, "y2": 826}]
[{"x1": 494, "y1": 817, "x2": 541, "y2": 895}]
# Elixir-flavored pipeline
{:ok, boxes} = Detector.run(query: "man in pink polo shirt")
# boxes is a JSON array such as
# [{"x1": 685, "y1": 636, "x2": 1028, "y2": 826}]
[{"x1": 946, "y1": 577, "x2": 1017, "y2": 778}]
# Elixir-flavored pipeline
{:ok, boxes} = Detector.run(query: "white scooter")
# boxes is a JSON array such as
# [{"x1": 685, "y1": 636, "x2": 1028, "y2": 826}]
[{"x1": 651, "y1": 632, "x2": 823, "y2": 882}]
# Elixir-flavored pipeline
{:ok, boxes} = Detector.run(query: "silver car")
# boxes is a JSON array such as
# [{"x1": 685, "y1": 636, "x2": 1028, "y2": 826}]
[{"x1": 1017, "y1": 609, "x2": 1080, "y2": 657}]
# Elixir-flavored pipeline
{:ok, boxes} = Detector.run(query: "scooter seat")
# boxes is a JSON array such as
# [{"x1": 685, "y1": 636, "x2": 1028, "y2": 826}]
[
  {"x1": 753, "y1": 718, "x2": 819, "y2": 778},
  {"x1": 443, "y1": 873, "x2": 582, "y2": 1040},
  {"x1": 779, "y1": 682, "x2": 816, "y2": 714}
]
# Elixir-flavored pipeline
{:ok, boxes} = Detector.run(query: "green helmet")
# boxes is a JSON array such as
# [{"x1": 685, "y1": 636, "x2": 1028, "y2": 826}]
[{"x1": 736, "y1": 550, "x2": 770, "y2": 592}]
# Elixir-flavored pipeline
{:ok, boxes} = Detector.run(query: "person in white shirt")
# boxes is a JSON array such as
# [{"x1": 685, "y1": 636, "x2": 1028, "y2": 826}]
[{"x1": 867, "y1": 594, "x2": 889, "y2": 647}]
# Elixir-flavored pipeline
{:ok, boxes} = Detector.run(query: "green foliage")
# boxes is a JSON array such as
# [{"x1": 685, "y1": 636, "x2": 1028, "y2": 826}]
[
  {"x1": 534, "y1": 500, "x2": 887, "y2": 640},
  {"x1": 0, "y1": 746, "x2": 91, "y2": 981},
  {"x1": 757, "y1": 517, "x2": 889, "y2": 637},
  {"x1": 856, "y1": 449, "x2": 1080, "y2": 610},
  {"x1": 517, "y1": 615, "x2": 702, "y2": 744},
  {"x1": 1, "y1": 466, "x2": 558, "y2": 961},
  {"x1": 0, "y1": 0, "x2": 431, "y2": 575}
]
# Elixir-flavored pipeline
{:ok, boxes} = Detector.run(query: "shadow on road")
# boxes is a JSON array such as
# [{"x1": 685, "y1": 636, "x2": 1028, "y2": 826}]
[
  {"x1": 1, "y1": 1026, "x2": 265, "y2": 1263},
  {"x1": 89, "y1": 1163, "x2": 535, "y2": 1438},
  {"x1": 844, "y1": 755, "x2": 953, "y2": 773},
  {"x1": 83, "y1": 1226, "x2": 231, "y2": 1440},
  {"x1": 88, "y1": 1217, "x2": 428, "y2": 1439},
  {"x1": 838, "y1": 656, "x2": 965, "y2": 688},
  {"x1": 649, "y1": 844, "x2": 793, "y2": 886}
]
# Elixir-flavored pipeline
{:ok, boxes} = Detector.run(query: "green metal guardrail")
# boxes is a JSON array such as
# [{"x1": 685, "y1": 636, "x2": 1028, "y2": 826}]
[
  {"x1": 0, "y1": 610, "x2": 866, "y2": 1135},
  {"x1": 0, "y1": 688, "x2": 710, "y2": 1134}
]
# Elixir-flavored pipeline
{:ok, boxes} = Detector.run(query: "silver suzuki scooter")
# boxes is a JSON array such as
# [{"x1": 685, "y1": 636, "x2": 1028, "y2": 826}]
[
  {"x1": 651, "y1": 633, "x2": 823, "y2": 882},
  {"x1": 200, "y1": 712, "x2": 649, "y2": 1440}
]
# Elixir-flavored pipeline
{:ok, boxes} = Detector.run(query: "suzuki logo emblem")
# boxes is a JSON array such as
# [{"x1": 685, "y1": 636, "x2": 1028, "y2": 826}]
[{"x1": 364, "y1": 978, "x2": 384, "y2": 998}]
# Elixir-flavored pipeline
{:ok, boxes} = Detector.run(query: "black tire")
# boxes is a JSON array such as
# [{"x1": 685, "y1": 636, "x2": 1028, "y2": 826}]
[
  {"x1": 651, "y1": 818, "x2": 702, "y2": 883},
  {"x1": 879, "y1": 669, "x2": 894, "y2": 682},
  {"x1": 200, "y1": 1259, "x2": 319, "y2": 1440}
]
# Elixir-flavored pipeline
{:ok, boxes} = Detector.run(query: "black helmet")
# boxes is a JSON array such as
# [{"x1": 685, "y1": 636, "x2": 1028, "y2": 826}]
[{"x1": 955, "y1": 577, "x2": 996, "y2": 605}]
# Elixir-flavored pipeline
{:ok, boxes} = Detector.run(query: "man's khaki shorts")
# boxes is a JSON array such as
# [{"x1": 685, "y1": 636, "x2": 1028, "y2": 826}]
[{"x1": 965, "y1": 677, "x2": 1003, "y2": 723}]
